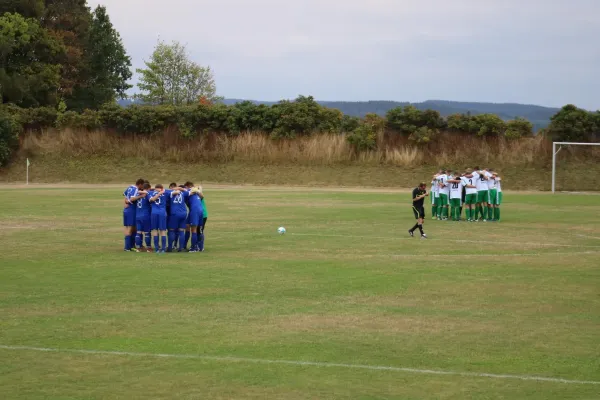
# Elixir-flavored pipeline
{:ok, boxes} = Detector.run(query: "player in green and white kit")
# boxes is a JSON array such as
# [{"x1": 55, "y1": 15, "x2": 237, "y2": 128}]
[
  {"x1": 461, "y1": 169, "x2": 478, "y2": 221},
  {"x1": 436, "y1": 170, "x2": 450, "y2": 220},
  {"x1": 431, "y1": 173, "x2": 439, "y2": 220},
  {"x1": 489, "y1": 171, "x2": 502, "y2": 221},
  {"x1": 447, "y1": 172, "x2": 464, "y2": 221},
  {"x1": 486, "y1": 170, "x2": 498, "y2": 221},
  {"x1": 473, "y1": 167, "x2": 491, "y2": 221}
]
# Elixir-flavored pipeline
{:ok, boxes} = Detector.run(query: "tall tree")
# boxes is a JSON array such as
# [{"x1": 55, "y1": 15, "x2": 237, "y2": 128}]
[
  {"x1": 136, "y1": 40, "x2": 219, "y2": 105},
  {"x1": 41, "y1": 0, "x2": 91, "y2": 107},
  {"x1": 69, "y1": 5, "x2": 132, "y2": 109},
  {"x1": 0, "y1": 12, "x2": 64, "y2": 107},
  {"x1": 0, "y1": 0, "x2": 45, "y2": 18}
]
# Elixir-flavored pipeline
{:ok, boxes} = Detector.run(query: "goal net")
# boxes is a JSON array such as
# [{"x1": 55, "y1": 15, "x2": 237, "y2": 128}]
[{"x1": 552, "y1": 142, "x2": 600, "y2": 193}]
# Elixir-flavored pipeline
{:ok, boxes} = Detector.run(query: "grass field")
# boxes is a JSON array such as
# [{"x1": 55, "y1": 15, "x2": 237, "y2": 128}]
[{"x1": 1, "y1": 186, "x2": 599, "y2": 399}]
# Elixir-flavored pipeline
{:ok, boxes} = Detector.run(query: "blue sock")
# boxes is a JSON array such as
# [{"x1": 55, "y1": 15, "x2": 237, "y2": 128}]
[
  {"x1": 191, "y1": 233, "x2": 198, "y2": 250},
  {"x1": 178, "y1": 231, "x2": 185, "y2": 250},
  {"x1": 199, "y1": 232, "x2": 204, "y2": 251},
  {"x1": 173, "y1": 232, "x2": 179, "y2": 248},
  {"x1": 168, "y1": 231, "x2": 175, "y2": 251},
  {"x1": 153, "y1": 236, "x2": 159, "y2": 251},
  {"x1": 124, "y1": 235, "x2": 130, "y2": 250},
  {"x1": 145, "y1": 233, "x2": 151, "y2": 248},
  {"x1": 161, "y1": 235, "x2": 167, "y2": 251},
  {"x1": 135, "y1": 233, "x2": 142, "y2": 248},
  {"x1": 184, "y1": 231, "x2": 190, "y2": 248}
]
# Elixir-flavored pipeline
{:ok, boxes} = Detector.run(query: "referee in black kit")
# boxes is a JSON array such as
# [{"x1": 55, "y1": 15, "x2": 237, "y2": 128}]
[{"x1": 409, "y1": 182, "x2": 428, "y2": 239}]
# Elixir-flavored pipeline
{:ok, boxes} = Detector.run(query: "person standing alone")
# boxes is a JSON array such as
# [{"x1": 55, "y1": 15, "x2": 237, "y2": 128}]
[{"x1": 409, "y1": 182, "x2": 429, "y2": 239}]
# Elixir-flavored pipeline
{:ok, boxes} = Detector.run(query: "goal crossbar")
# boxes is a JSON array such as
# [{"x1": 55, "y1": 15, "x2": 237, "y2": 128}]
[{"x1": 552, "y1": 142, "x2": 600, "y2": 193}]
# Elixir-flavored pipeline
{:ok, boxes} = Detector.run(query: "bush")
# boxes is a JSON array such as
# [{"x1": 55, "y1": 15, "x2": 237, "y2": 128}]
[
  {"x1": 473, "y1": 114, "x2": 507, "y2": 136},
  {"x1": 409, "y1": 126, "x2": 438, "y2": 144},
  {"x1": 0, "y1": 109, "x2": 22, "y2": 167},
  {"x1": 505, "y1": 117, "x2": 533, "y2": 139},
  {"x1": 347, "y1": 123, "x2": 377, "y2": 152},
  {"x1": 447, "y1": 113, "x2": 479, "y2": 134},
  {"x1": 386, "y1": 105, "x2": 443, "y2": 134}
]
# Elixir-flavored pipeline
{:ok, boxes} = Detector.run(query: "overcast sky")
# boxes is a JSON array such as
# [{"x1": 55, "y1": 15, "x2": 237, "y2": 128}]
[{"x1": 88, "y1": 0, "x2": 600, "y2": 109}]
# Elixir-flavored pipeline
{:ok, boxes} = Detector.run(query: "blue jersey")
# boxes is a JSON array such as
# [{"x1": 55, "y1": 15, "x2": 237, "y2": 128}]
[
  {"x1": 150, "y1": 189, "x2": 172, "y2": 215},
  {"x1": 136, "y1": 191, "x2": 152, "y2": 218},
  {"x1": 169, "y1": 190, "x2": 189, "y2": 216},
  {"x1": 123, "y1": 185, "x2": 138, "y2": 211},
  {"x1": 188, "y1": 192, "x2": 204, "y2": 214}
]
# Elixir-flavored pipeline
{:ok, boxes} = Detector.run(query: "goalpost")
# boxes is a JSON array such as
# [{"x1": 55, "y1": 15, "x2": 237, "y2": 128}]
[{"x1": 552, "y1": 142, "x2": 600, "y2": 193}]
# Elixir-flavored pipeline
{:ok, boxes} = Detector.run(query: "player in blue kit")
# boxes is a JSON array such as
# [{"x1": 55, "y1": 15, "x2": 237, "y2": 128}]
[
  {"x1": 134, "y1": 183, "x2": 153, "y2": 252},
  {"x1": 167, "y1": 187, "x2": 189, "y2": 252},
  {"x1": 167, "y1": 183, "x2": 178, "y2": 249},
  {"x1": 149, "y1": 184, "x2": 172, "y2": 254},
  {"x1": 188, "y1": 186, "x2": 204, "y2": 253},
  {"x1": 182, "y1": 181, "x2": 194, "y2": 250},
  {"x1": 123, "y1": 178, "x2": 145, "y2": 252}
]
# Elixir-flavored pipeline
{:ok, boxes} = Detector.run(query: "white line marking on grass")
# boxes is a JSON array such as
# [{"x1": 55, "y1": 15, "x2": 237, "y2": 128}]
[
  {"x1": 1, "y1": 345, "x2": 598, "y2": 385},
  {"x1": 576, "y1": 234, "x2": 600, "y2": 240},
  {"x1": 288, "y1": 233, "x2": 600, "y2": 248}
]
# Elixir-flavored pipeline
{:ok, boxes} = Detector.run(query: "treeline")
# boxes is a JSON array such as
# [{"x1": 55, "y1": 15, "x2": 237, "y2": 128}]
[
  {"x1": 0, "y1": 1, "x2": 131, "y2": 111},
  {"x1": 2, "y1": 96, "x2": 599, "y2": 167}
]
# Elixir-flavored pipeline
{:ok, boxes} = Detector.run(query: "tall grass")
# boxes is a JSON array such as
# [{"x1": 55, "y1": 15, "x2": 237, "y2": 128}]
[{"x1": 20, "y1": 128, "x2": 594, "y2": 168}]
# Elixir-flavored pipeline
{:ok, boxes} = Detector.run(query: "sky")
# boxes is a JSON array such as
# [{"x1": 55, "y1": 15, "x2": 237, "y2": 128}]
[{"x1": 88, "y1": 0, "x2": 600, "y2": 109}]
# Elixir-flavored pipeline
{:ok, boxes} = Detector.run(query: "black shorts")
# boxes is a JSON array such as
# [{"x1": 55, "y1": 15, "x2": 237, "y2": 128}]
[{"x1": 412, "y1": 206, "x2": 425, "y2": 219}]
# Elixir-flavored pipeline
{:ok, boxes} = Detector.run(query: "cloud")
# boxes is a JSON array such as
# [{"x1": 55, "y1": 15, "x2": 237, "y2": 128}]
[{"x1": 88, "y1": 0, "x2": 600, "y2": 109}]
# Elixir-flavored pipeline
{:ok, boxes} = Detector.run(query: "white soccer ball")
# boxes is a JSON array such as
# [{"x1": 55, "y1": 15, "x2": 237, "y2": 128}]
[{"x1": 277, "y1": 227, "x2": 286, "y2": 235}]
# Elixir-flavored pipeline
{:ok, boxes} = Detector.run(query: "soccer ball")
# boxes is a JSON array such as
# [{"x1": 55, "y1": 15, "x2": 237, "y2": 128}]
[{"x1": 277, "y1": 227, "x2": 286, "y2": 235}]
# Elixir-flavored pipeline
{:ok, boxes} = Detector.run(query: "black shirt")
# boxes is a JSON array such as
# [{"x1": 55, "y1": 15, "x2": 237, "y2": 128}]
[{"x1": 412, "y1": 187, "x2": 426, "y2": 208}]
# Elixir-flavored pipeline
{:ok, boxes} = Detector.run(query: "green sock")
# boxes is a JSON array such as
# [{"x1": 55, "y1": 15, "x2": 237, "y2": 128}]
[
  {"x1": 474, "y1": 206, "x2": 479, "y2": 220},
  {"x1": 450, "y1": 207, "x2": 455, "y2": 220},
  {"x1": 466, "y1": 208, "x2": 471, "y2": 220},
  {"x1": 488, "y1": 207, "x2": 493, "y2": 220},
  {"x1": 456, "y1": 207, "x2": 461, "y2": 220},
  {"x1": 479, "y1": 205, "x2": 484, "y2": 219},
  {"x1": 495, "y1": 208, "x2": 500, "y2": 221},
  {"x1": 432, "y1": 205, "x2": 437, "y2": 217},
  {"x1": 444, "y1": 207, "x2": 449, "y2": 218}
]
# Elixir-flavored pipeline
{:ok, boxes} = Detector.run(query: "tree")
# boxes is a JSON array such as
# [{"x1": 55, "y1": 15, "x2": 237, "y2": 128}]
[
  {"x1": 0, "y1": 12, "x2": 64, "y2": 107},
  {"x1": 136, "y1": 40, "x2": 219, "y2": 105},
  {"x1": 548, "y1": 104, "x2": 596, "y2": 142},
  {"x1": 42, "y1": 0, "x2": 91, "y2": 107},
  {"x1": 0, "y1": 0, "x2": 45, "y2": 18},
  {"x1": 69, "y1": 5, "x2": 132, "y2": 109}
]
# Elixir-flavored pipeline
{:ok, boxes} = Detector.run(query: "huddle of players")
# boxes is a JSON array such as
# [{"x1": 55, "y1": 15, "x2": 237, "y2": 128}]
[
  {"x1": 430, "y1": 167, "x2": 503, "y2": 222},
  {"x1": 122, "y1": 179, "x2": 208, "y2": 253}
]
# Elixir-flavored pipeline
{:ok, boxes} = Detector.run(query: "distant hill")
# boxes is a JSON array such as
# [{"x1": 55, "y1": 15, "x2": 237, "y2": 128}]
[{"x1": 118, "y1": 98, "x2": 561, "y2": 131}]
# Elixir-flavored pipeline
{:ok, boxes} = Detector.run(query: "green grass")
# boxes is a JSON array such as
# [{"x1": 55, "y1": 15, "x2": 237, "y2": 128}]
[
  {"x1": 1, "y1": 186, "x2": 599, "y2": 399},
  {"x1": 3, "y1": 154, "x2": 600, "y2": 191}
]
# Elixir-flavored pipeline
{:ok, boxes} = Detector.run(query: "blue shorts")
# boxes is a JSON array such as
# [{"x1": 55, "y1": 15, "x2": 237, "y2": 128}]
[
  {"x1": 188, "y1": 210, "x2": 202, "y2": 227},
  {"x1": 151, "y1": 214, "x2": 167, "y2": 231},
  {"x1": 136, "y1": 216, "x2": 151, "y2": 232},
  {"x1": 168, "y1": 214, "x2": 187, "y2": 230},
  {"x1": 123, "y1": 210, "x2": 136, "y2": 227}
]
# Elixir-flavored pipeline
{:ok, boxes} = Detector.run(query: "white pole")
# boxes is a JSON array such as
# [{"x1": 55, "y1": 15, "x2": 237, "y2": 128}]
[
  {"x1": 26, "y1": 161, "x2": 29, "y2": 185},
  {"x1": 551, "y1": 142, "x2": 556, "y2": 194}
]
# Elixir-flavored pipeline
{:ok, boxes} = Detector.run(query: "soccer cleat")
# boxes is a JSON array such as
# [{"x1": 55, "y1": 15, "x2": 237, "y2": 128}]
[
  {"x1": 130, "y1": 248, "x2": 140, "y2": 253},
  {"x1": 421, "y1": 234, "x2": 427, "y2": 239},
  {"x1": 431, "y1": 216, "x2": 436, "y2": 220},
  {"x1": 408, "y1": 230, "x2": 414, "y2": 237},
  {"x1": 123, "y1": 249, "x2": 130, "y2": 252}
]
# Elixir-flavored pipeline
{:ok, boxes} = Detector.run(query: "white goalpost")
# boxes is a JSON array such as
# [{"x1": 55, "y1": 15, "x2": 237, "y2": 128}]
[{"x1": 552, "y1": 142, "x2": 600, "y2": 193}]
